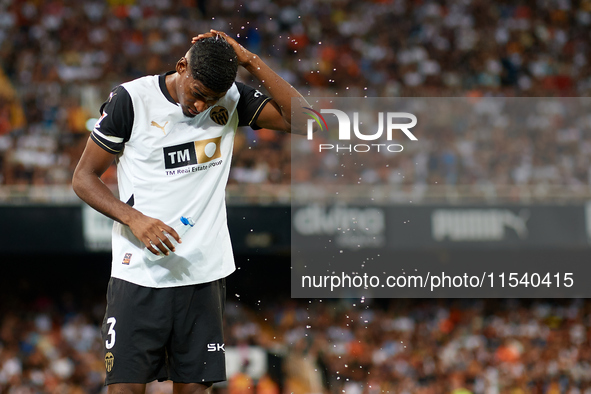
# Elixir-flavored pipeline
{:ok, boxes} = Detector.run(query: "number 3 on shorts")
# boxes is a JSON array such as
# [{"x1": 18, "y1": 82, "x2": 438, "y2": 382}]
[{"x1": 105, "y1": 317, "x2": 116, "y2": 349}]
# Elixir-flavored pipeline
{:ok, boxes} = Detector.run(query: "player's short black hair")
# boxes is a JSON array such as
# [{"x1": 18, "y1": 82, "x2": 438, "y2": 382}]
[{"x1": 188, "y1": 37, "x2": 238, "y2": 93}]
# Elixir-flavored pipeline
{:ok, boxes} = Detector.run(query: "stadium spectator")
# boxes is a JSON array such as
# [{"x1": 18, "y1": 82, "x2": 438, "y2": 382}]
[
  {"x1": 2, "y1": 296, "x2": 591, "y2": 393},
  {"x1": 1, "y1": 1, "x2": 591, "y2": 201}
]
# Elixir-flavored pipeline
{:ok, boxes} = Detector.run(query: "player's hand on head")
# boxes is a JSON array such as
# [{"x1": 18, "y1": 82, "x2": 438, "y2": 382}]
[
  {"x1": 128, "y1": 214, "x2": 181, "y2": 256},
  {"x1": 191, "y1": 29, "x2": 254, "y2": 67},
  {"x1": 191, "y1": 31, "x2": 216, "y2": 43}
]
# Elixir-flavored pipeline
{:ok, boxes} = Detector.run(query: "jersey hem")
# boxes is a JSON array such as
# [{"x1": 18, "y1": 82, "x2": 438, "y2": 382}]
[
  {"x1": 248, "y1": 97, "x2": 271, "y2": 130},
  {"x1": 90, "y1": 133, "x2": 121, "y2": 154},
  {"x1": 110, "y1": 267, "x2": 236, "y2": 289}
]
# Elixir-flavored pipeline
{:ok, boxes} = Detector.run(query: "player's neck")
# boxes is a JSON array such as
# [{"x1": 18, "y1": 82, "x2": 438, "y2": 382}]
[{"x1": 165, "y1": 73, "x2": 179, "y2": 104}]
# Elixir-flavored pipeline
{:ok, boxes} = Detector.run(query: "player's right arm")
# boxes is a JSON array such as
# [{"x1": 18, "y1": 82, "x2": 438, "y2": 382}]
[{"x1": 72, "y1": 87, "x2": 179, "y2": 256}]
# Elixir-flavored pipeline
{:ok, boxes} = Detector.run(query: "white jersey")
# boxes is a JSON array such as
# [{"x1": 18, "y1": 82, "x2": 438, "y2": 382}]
[{"x1": 91, "y1": 72, "x2": 270, "y2": 288}]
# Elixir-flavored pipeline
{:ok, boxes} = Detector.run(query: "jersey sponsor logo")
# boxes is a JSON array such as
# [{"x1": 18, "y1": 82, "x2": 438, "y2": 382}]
[
  {"x1": 207, "y1": 343, "x2": 225, "y2": 352},
  {"x1": 210, "y1": 106, "x2": 229, "y2": 126},
  {"x1": 163, "y1": 137, "x2": 222, "y2": 169},
  {"x1": 105, "y1": 352, "x2": 114, "y2": 372},
  {"x1": 122, "y1": 253, "x2": 132, "y2": 265},
  {"x1": 151, "y1": 120, "x2": 169, "y2": 135}
]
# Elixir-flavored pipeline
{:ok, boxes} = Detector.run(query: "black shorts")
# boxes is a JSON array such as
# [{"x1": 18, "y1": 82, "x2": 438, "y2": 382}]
[{"x1": 101, "y1": 277, "x2": 226, "y2": 385}]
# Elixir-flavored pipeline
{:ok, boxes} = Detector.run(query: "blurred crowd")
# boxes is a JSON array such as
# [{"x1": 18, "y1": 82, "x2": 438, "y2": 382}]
[
  {"x1": 2, "y1": 295, "x2": 591, "y2": 394},
  {"x1": 268, "y1": 298, "x2": 591, "y2": 394},
  {"x1": 0, "y1": 0, "x2": 591, "y2": 197},
  {"x1": 290, "y1": 97, "x2": 591, "y2": 203}
]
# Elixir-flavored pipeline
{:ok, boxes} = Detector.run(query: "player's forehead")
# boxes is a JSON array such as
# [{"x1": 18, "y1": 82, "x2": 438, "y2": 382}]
[{"x1": 187, "y1": 78, "x2": 226, "y2": 101}]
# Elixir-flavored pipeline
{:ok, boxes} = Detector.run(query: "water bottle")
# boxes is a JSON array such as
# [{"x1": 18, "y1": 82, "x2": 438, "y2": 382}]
[{"x1": 144, "y1": 216, "x2": 195, "y2": 261}]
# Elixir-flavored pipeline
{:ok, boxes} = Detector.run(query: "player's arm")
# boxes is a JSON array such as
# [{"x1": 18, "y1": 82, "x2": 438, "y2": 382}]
[
  {"x1": 73, "y1": 140, "x2": 179, "y2": 256},
  {"x1": 72, "y1": 88, "x2": 180, "y2": 256},
  {"x1": 192, "y1": 30, "x2": 312, "y2": 134}
]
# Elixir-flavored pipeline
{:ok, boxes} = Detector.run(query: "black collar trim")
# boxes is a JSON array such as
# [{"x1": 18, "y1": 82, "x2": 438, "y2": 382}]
[{"x1": 159, "y1": 71, "x2": 177, "y2": 105}]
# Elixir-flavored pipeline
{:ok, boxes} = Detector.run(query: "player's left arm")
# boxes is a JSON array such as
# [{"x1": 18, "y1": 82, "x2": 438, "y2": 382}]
[{"x1": 192, "y1": 30, "x2": 311, "y2": 134}]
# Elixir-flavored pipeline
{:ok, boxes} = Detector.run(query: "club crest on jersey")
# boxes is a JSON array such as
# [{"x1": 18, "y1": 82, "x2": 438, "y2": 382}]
[
  {"x1": 105, "y1": 352, "x2": 114, "y2": 372},
  {"x1": 163, "y1": 137, "x2": 222, "y2": 169},
  {"x1": 122, "y1": 253, "x2": 132, "y2": 265},
  {"x1": 209, "y1": 106, "x2": 229, "y2": 126}
]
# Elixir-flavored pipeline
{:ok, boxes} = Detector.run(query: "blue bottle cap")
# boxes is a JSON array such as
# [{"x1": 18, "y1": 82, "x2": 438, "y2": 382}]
[{"x1": 180, "y1": 216, "x2": 195, "y2": 227}]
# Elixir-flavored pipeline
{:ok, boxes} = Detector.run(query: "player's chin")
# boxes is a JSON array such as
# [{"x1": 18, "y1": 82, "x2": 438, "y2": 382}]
[{"x1": 183, "y1": 106, "x2": 199, "y2": 117}]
